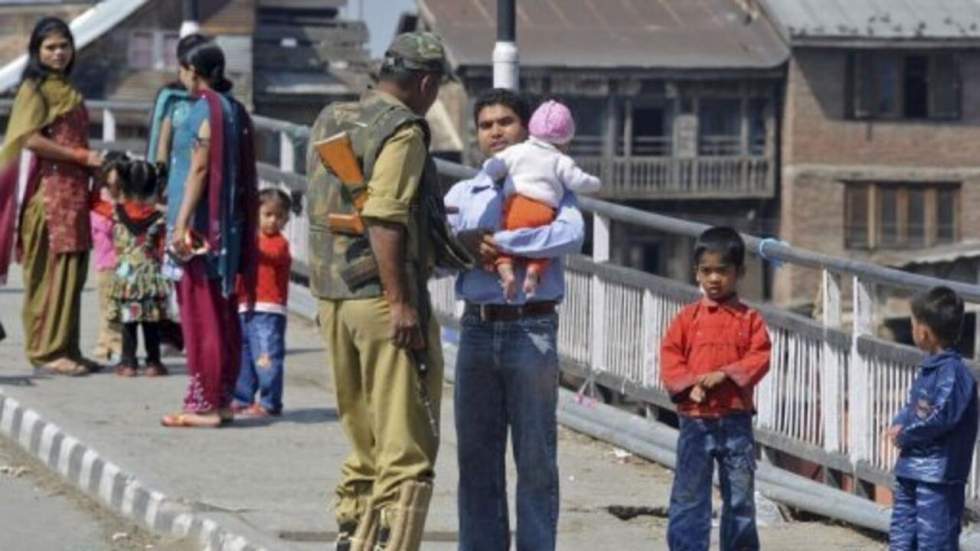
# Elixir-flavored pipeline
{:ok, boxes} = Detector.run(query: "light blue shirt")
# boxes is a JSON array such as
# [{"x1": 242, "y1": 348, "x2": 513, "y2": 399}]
[{"x1": 444, "y1": 171, "x2": 585, "y2": 305}]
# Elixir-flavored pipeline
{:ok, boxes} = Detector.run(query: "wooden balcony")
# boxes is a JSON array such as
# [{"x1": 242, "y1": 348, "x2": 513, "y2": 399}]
[{"x1": 576, "y1": 155, "x2": 775, "y2": 200}]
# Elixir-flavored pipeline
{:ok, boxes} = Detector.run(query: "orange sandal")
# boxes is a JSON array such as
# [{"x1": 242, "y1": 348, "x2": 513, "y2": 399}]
[{"x1": 160, "y1": 412, "x2": 223, "y2": 428}]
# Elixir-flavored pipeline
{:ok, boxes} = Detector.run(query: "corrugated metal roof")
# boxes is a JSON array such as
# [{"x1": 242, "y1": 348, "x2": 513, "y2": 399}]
[
  {"x1": 418, "y1": 0, "x2": 788, "y2": 70},
  {"x1": 0, "y1": 0, "x2": 151, "y2": 93},
  {"x1": 878, "y1": 240, "x2": 980, "y2": 268},
  {"x1": 762, "y1": 0, "x2": 980, "y2": 42}
]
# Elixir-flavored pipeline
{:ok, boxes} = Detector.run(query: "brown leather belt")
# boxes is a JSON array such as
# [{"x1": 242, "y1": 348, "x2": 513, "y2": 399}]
[{"x1": 465, "y1": 301, "x2": 557, "y2": 322}]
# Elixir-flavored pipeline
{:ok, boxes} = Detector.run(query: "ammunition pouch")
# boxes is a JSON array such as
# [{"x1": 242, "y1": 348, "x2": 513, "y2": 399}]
[{"x1": 340, "y1": 251, "x2": 380, "y2": 291}]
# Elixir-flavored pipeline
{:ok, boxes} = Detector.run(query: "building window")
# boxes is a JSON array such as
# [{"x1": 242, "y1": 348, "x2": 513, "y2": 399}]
[
  {"x1": 163, "y1": 33, "x2": 180, "y2": 68},
  {"x1": 699, "y1": 98, "x2": 742, "y2": 155},
  {"x1": 849, "y1": 51, "x2": 960, "y2": 120},
  {"x1": 747, "y1": 97, "x2": 768, "y2": 156},
  {"x1": 563, "y1": 97, "x2": 605, "y2": 157},
  {"x1": 128, "y1": 31, "x2": 181, "y2": 70},
  {"x1": 128, "y1": 31, "x2": 154, "y2": 69},
  {"x1": 845, "y1": 183, "x2": 959, "y2": 250}
]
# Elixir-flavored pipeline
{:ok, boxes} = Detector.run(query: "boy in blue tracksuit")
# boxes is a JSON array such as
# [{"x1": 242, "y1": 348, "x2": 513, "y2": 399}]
[{"x1": 888, "y1": 286, "x2": 979, "y2": 551}]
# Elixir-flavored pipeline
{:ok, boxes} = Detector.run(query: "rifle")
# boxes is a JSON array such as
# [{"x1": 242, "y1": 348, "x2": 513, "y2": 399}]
[
  {"x1": 313, "y1": 131, "x2": 367, "y2": 236},
  {"x1": 410, "y1": 267, "x2": 440, "y2": 438}
]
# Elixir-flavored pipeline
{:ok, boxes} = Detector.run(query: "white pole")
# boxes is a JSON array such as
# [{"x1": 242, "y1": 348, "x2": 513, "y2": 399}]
[
  {"x1": 180, "y1": 0, "x2": 200, "y2": 38},
  {"x1": 493, "y1": 42, "x2": 519, "y2": 91},
  {"x1": 493, "y1": 0, "x2": 518, "y2": 90}
]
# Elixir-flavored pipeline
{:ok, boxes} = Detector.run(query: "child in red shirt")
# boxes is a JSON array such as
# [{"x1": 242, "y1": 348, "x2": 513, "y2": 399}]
[
  {"x1": 660, "y1": 226, "x2": 771, "y2": 551},
  {"x1": 232, "y1": 188, "x2": 292, "y2": 417}
]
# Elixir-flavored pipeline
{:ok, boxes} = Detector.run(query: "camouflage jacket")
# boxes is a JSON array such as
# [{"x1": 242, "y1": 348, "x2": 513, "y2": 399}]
[{"x1": 305, "y1": 90, "x2": 438, "y2": 300}]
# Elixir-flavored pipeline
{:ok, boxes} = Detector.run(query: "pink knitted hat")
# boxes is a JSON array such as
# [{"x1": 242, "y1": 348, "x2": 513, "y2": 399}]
[{"x1": 528, "y1": 100, "x2": 576, "y2": 145}]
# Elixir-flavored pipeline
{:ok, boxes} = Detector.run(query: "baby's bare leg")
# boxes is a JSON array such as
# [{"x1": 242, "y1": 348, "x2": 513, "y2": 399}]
[
  {"x1": 497, "y1": 262, "x2": 518, "y2": 302},
  {"x1": 523, "y1": 266, "x2": 541, "y2": 298}
]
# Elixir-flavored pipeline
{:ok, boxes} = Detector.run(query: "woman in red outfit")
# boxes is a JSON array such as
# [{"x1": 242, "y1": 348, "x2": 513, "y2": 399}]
[{"x1": 0, "y1": 18, "x2": 103, "y2": 375}]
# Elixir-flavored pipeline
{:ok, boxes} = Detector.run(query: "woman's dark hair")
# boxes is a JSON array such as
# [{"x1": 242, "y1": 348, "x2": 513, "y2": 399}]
[
  {"x1": 472, "y1": 88, "x2": 530, "y2": 128},
  {"x1": 117, "y1": 160, "x2": 167, "y2": 201},
  {"x1": 21, "y1": 17, "x2": 75, "y2": 84},
  {"x1": 161, "y1": 34, "x2": 211, "y2": 91},
  {"x1": 911, "y1": 286, "x2": 965, "y2": 346},
  {"x1": 178, "y1": 38, "x2": 232, "y2": 93},
  {"x1": 693, "y1": 226, "x2": 746, "y2": 269},
  {"x1": 177, "y1": 33, "x2": 209, "y2": 61}
]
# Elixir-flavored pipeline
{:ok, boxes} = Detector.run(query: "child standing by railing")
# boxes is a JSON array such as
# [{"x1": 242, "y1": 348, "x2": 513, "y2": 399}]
[
  {"x1": 888, "y1": 286, "x2": 978, "y2": 550},
  {"x1": 660, "y1": 226, "x2": 771, "y2": 551},
  {"x1": 108, "y1": 160, "x2": 171, "y2": 377},
  {"x1": 232, "y1": 188, "x2": 292, "y2": 417}
]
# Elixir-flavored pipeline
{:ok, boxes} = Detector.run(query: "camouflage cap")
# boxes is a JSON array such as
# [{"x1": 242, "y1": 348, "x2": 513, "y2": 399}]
[{"x1": 382, "y1": 32, "x2": 454, "y2": 78}]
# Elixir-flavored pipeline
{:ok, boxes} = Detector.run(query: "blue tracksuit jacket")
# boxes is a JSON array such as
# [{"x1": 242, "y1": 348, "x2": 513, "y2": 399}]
[{"x1": 893, "y1": 349, "x2": 978, "y2": 484}]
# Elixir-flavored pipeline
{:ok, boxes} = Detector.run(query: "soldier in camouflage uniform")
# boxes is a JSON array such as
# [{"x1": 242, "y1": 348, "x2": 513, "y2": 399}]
[{"x1": 306, "y1": 33, "x2": 453, "y2": 551}]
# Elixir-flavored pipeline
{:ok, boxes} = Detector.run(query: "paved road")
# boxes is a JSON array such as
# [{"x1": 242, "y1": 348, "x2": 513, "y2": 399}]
[
  {"x1": 0, "y1": 433, "x2": 194, "y2": 551},
  {"x1": 0, "y1": 267, "x2": 886, "y2": 550}
]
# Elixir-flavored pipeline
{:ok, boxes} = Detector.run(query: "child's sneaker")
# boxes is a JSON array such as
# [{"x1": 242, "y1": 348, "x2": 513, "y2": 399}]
[{"x1": 237, "y1": 404, "x2": 281, "y2": 418}]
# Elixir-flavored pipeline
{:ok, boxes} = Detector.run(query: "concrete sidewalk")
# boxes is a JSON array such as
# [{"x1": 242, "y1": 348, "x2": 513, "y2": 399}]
[{"x1": 0, "y1": 268, "x2": 883, "y2": 550}]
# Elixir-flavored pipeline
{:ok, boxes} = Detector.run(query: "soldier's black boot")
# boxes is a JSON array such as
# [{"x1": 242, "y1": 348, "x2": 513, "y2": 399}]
[
  {"x1": 335, "y1": 521, "x2": 357, "y2": 551},
  {"x1": 374, "y1": 526, "x2": 391, "y2": 550}
]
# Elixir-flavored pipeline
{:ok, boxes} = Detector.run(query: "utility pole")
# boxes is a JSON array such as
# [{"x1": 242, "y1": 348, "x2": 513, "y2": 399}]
[
  {"x1": 493, "y1": 0, "x2": 518, "y2": 90},
  {"x1": 180, "y1": 0, "x2": 200, "y2": 38}
]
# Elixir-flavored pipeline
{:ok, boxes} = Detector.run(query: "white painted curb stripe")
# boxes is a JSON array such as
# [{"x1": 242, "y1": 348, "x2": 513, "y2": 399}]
[{"x1": 0, "y1": 390, "x2": 269, "y2": 551}]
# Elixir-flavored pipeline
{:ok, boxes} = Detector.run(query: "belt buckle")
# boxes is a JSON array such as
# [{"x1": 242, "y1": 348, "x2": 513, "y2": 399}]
[{"x1": 479, "y1": 304, "x2": 489, "y2": 322}]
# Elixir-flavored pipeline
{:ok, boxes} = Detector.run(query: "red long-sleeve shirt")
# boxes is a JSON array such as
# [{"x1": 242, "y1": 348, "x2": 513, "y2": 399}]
[
  {"x1": 660, "y1": 296, "x2": 771, "y2": 418},
  {"x1": 237, "y1": 232, "x2": 291, "y2": 314}
]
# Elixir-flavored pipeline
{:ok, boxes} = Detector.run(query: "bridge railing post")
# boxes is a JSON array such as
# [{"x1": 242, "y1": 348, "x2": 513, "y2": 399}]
[
  {"x1": 821, "y1": 269, "x2": 843, "y2": 454},
  {"x1": 276, "y1": 131, "x2": 308, "y2": 266},
  {"x1": 102, "y1": 108, "x2": 116, "y2": 143},
  {"x1": 590, "y1": 214, "x2": 611, "y2": 374},
  {"x1": 848, "y1": 276, "x2": 874, "y2": 466},
  {"x1": 279, "y1": 131, "x2": 296, "y2": 174}
]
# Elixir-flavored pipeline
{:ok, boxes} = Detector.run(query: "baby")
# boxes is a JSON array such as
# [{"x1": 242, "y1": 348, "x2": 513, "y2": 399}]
[{"x1": 483, "y1": 100, "x2": 601, "y2": 299}]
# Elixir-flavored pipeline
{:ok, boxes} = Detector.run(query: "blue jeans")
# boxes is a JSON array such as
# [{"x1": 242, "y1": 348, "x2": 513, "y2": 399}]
[
  {"x1": 454, "y1": 310, "x2": 560, "y2": 551},
  {"x1": 668, "y1": 414, "x2": 759, "y2": 551},
  {"x1": 890, "y1": 477, "x2": 964, "y2": 550},
  {"x1": 233, "y1": 312, "x2": 286, "y2": 413}
]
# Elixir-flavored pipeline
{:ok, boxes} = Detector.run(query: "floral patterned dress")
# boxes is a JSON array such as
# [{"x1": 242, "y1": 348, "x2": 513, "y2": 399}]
[{"x1": 108, "y1": 203, "x2": 171, "y2": 323}]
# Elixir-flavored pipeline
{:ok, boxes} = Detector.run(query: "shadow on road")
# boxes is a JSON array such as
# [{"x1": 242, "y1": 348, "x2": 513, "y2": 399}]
[{"x1": 228, "y1": 406, "x2": 339, "y2": 428}]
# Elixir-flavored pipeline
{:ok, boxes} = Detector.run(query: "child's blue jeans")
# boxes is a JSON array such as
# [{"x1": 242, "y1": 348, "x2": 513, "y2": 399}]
[
  {"x1": 233, "y1": 312, "x2": 286, "y2": 413},
  {"x1": 668, "y1": 413, "x2": 759, "y2": 551},
  {"x1": 890, "y1": 477, "x2": 964, "y2": 550}
]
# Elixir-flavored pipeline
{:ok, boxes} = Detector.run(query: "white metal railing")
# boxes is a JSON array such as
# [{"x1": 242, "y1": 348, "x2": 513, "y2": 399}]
[
  {"x1": 576, "y1": 155, "x2": 774, "y2": 199},
  {"x1": 71, "y1": 100, "x2": 980, "y2": 512}
]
